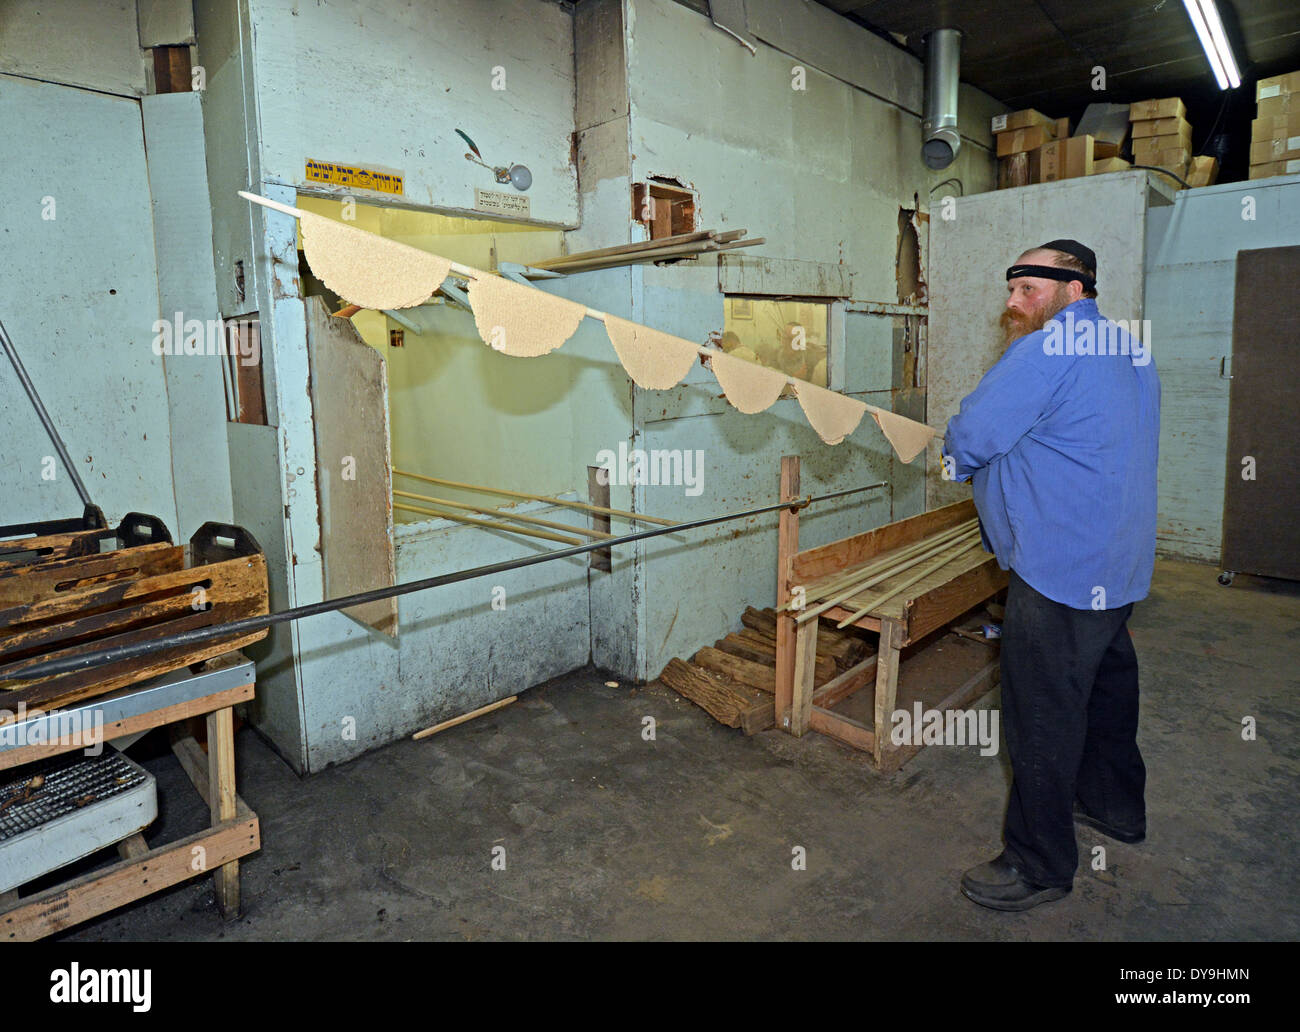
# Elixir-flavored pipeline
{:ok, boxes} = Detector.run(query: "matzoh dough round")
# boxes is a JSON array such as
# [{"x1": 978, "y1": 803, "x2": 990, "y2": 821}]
[
  {"x1": 468, "y1": 273, "x2": 587, "y2": 357},
  {"x1": 868, "y1": 406, "x2": 937, "y2": 464},
  {"x1": 794, "y1": 382, "x2": 866, "y2": 445},
  {"x1": 603, "y1": 315, "x2": 700, "y2": 389},
  {"x1": 300, "y1": 212, "x2": 452, "y2": 310},
  {"x1": 709, "y1": 350, "x2": 788, "y2": 414}
]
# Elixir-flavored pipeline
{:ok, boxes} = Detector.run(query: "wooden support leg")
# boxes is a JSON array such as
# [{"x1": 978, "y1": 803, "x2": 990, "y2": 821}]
[
  {"x1": 873, "y1": 618, "x2": 903, "y2": 767},
  {"x1": 206, "y1": 707, "x2": 240, "y2": 919},
  {"x1": 116, "y1": 833, "x2": 149, "y2": 860},
  {"x1": 775, "y1": 455, "x2": 800, "y2": 730},
  {"x1": 790, "y1": 617, "x2": 819, "y2": 737}
]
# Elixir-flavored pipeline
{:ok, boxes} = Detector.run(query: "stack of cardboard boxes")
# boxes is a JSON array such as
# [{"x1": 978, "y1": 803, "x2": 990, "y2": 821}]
[
  {"x1": 1250, "y1": 70, "x2": 1300, "y2": 180},
  {"x1": 993, "y1": 103, "x2": 1134, "y2": 188},
  {"x1": 1128, "y1": 98, "x2": 1217, "y2": 186},
  {"x1": 994, "y1": 96, "x2": 1224, "y2": 192}
]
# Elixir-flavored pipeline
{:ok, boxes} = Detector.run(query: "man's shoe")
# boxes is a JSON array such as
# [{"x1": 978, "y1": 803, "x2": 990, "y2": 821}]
[
  {"x1": 1072, "y1": 802, "x2": 1145, "y2": 844},
  {"x1": 960, "y1": 853, "x2": 1071, "y2": 912}
]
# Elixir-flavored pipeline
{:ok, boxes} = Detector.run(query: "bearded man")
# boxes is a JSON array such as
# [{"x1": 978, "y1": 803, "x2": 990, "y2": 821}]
[{"x1": 941, "y1": 240, "x2": 1161, "y2": 911}]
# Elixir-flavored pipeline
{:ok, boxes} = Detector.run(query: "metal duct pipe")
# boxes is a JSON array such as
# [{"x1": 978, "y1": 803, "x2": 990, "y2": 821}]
[{"x1": 921, "y1": 28, "x2": 962, "y2": 170}]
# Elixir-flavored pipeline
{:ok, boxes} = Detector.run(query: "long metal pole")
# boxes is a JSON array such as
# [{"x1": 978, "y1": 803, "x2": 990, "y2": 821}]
[
  {"x1": 11, "y1": 481, "x2": 886, "y2": 681},
  {"x1": 0, "y1": 318, "x2": 92, "y2": 508}
]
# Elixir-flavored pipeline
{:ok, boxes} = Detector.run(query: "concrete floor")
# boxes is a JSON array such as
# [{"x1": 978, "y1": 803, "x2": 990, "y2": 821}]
[{"x1": 58, "y1": 557, "x2": 1300, "y2": 940}]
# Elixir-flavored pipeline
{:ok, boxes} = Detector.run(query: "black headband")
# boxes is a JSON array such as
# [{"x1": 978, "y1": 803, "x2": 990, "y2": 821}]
[{"x1": 1005, "y1": 263, "x2": 1097, "y2": 291}]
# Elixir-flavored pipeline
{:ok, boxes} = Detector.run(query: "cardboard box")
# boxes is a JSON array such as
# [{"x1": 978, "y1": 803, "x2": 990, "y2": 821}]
[
  {"x1": 1186, "y1": 155, "x2": 1219, "y2": 188},
  {"x1": 1257, "y1": 93, "x2": 1298, "y2": 119},
  {"x1": 1249, "y1": 158, "x2": 1300, "y2": 179},
  {"x1": 1129, "y1": 97, "x2": 1186, "y2": 121},
  {"x1": 1132, "y1": 136, "x2": 1192, "y2": 166},
  {"x1": 1130, "y1": 123, "x2": 1193, "y2": 152},
  {"x1": 1256, "y1": 70, "x2": 1300, "y2": 102},
  {"x1": 991, "y1": 109, "x2": 1055, "y2": 134},
  {"x1": 1251, "y1": 112, "x2": 1300, "y2": 139},
  {"x1": 1131, "y1": 115, "x2": 1192, "y2": 139},
  {"x1": 996, "y1": 124, "x2": 1055, "y2": 156},
  {"x1": 1250, "y1": 136, "x2": 1300, "y2": 164},
  {"x1": 1089, "y1": 157, "x2": 1132, "y2": 174},
  {"x1": 1075, "y1": 102, "x2": 1130, "y2": 149},
  {"x1": 1040, "y1": 135, "x2": 1094, "y2": 181},
  {"x1": 998, "y1": 152, "x2": 1030, "y2": 189}
]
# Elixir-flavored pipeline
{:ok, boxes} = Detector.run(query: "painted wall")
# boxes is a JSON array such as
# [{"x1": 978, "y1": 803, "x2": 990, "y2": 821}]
[
  {"x1": 247, "y1": 0, "x2": 579, "y2": 225},
  {"x1": 0, "y1": 74, "x2": 176, "y2": 532},
  {"x1": 927, "y1": 170, "x2": 1177, "y2": 510},
  {"x1": 198, "y1": 0, "x2": 632, "y2": 770},
  {"x1": 0, "y1": 0, "x2": 146, "y2": 97},
  {"x1": 1144, "y1": 173, "x2": 1300, "y2": 563},
  {"x1": 618, "y1": 0, "x2": 1004, "y2": 679}
]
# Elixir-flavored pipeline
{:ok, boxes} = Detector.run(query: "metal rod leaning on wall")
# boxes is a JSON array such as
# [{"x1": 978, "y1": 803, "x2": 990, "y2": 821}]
[
  {"x1": 0, "y1": 317, "x2": 93, "y2": 508},
  {"x1": 13, "y1": 481, "x2": 888, "y2": 681}
]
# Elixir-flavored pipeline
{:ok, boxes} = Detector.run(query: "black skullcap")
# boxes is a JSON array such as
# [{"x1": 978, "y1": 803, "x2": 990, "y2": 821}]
[{"x1": 1039, "y1": 238, "x2": 1097, "y2": 274}]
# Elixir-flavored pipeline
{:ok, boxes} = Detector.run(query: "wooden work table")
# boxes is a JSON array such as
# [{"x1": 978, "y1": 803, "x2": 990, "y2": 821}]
[{"x1": 0, "y1": 652, "x2": 259, "y2": 940}]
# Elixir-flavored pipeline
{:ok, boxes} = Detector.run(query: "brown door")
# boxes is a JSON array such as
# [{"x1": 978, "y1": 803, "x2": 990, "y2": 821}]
[{"x1": 1221, "y1": 246, "x2": 1300, "y2": 581}]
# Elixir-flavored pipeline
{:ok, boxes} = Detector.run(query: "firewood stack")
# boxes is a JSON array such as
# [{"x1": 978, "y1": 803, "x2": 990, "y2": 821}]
[{"x1": 657, "y1": 607, "x2": 870, "y2": 734}]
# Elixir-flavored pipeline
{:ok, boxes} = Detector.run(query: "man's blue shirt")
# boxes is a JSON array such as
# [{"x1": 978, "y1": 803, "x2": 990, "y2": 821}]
[{"x1": 942, "y1": 297, "x2": 1160, "y2": 611}]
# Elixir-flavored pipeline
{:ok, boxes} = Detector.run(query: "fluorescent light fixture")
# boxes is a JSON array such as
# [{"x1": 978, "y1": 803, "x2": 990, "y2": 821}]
[{"x1": 1183, "y1": 0, "x2": 1241, "y2": 90}]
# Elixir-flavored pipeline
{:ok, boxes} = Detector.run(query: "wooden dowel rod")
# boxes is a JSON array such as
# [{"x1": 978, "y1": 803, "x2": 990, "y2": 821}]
[
  {"x1": 532, "y1": 231, "x2": 715, "y2": 269},
  {"x1": 835, "y1": 540, "x2": 983, "y2": 629},
  {"x1": 393, "y1": 501, "x2": 583, "y2": 545},
  {"x1": 780, "y1": 519, "x2": 978, "y2": 609},
  {"x1": 392, "y1": 469, "x2": 676, "y2": 527},
  {"x1": 795, "y1": 528, "x2": 980, "y2": 625},
  {"x1": 392, "y1": 489, "x2": 614, "y2": 540},
  {"x1": 413, "y1": 696, "x2": 517, "y2": 740}
]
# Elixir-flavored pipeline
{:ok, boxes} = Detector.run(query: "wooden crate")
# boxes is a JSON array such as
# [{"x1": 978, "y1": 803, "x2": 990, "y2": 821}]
[
  {"x1": 0, "y1": 508, "x2": 171, "y2": 571},
  {"x1": 0, "y1": 523, "x2": 268, "y2": 719}
]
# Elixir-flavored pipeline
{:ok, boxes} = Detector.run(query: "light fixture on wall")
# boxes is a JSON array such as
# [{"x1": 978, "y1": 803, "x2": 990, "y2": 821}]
[
  {"x1": 455, "y1": 128, "x2": 532, "y2": 190},
  {"x1": 1182, "y1": 0, "x2": 1241, "y2": 90}
]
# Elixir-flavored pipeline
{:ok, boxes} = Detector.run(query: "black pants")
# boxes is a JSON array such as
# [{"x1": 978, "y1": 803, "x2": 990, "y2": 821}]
[{"x1": 1000, "y1": 569, "x2": 1147, "y2": 887}]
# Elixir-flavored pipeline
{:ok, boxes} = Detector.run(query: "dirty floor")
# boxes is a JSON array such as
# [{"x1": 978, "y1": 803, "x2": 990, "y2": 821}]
[{"x1": 53, "y1": 558, "x2": 1300, "y2": 941}]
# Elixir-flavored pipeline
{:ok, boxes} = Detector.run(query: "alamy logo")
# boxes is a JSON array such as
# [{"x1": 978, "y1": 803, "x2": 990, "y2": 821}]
[
  {"x1": 594, "y1": 443, "x2": 705, "y2": 497},
  {"x1": 50, "y1": 964, "x2": 151, "y2": 1012},
  {"x1": 1042, "y1": 311, "x2": 1152, "y2": 366},
  {"x1": 0, "y1": 703, "x2": 103, "y2": 755},
  {"x1": 890, "y1": 702, "x2": 1000, "y2": 756},
  {"x1": 152, "y1": 313, "x2": 260, "y2": 367}
]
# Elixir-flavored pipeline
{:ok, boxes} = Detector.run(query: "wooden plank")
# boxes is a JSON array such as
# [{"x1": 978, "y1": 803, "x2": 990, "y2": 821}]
[
  {"x1": 713, "y1": 632, "x2": 776, "y2": 666},
  {"x1": 693, "y1": 646, "x2": 776, "y2": 693},
  {"x1": 809, "y1": 707, "x2": 876, "y2": 752},
  {"x1": 306, "y1": 296, "x2": 397, "y2": 637},
  {"x1": 0, "y1": 680, "x2": 253, "y2": 772},
  {"x1": 791, "y1": 499, "x2": 975, "y2": 584},
  {"x1": 790, "y1": 617, "x2": 818, "y2": 736},
  {"x1": 659, "y1": 658, "x2": 757, "y2": 730},
  {"x1": 775, "y1": 455, "x2": 799, "y2": 730},
  {"x1": 739, "y1": 695, "x2": 776, "y2": 736},
  {"x1": 1, "y1": 806, "x2": 259, "y2": 941},
  {"x1": 811, "y1": 655, "x2": 877, "y2": 709},
  {"x1": 903, "y1": 557, "x2": 1008, "y2": 645},
  {"x1": 877, "y1": 657, "x2": 1001, "y2": 775},
  {"x1": 170, "y1": 733, "x2": 211, "y2": 806},
  {"x1": 872, "y1": 617, "x2": 903, "y2": 767},
  {"x1": 206, "y1": 707, "x2": 239, "y2": 918},
  {"x1": 116, "y1": 833, "x2": 149, "y2": 860},
  {"x1": 412, "y1": 695, "x2": 517, "y2": 740},
  {"x1": 0, "y1": 542, "x2": 181, "y2": 607}
]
